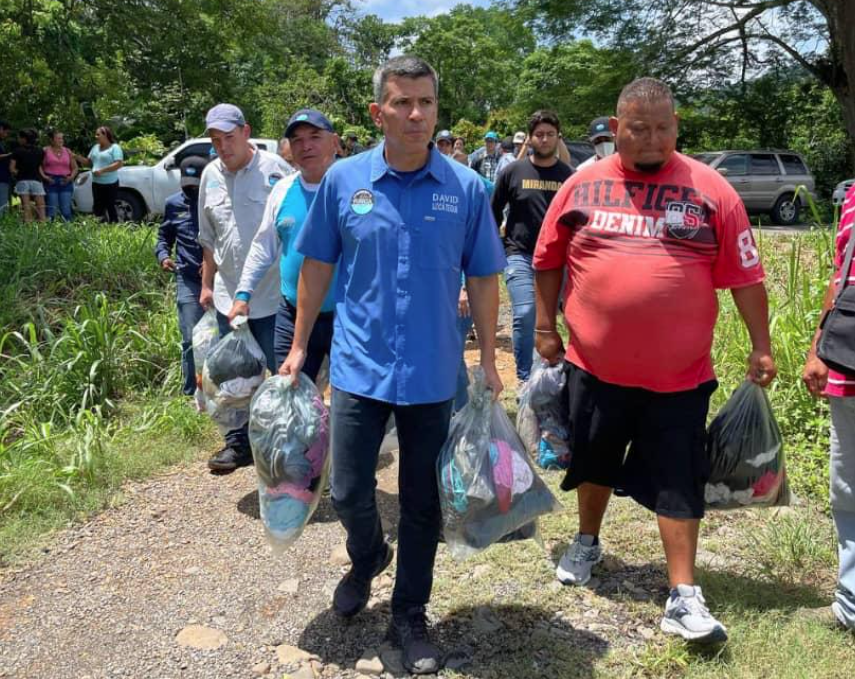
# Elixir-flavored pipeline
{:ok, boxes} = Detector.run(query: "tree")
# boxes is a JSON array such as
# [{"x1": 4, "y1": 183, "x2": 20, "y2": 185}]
[
  {"x1": 397, "y1": 5, "x2": 536, "y2": 127},
  {"x1": 512, "y1": 41, "x2": 639, "y2": 138},
  {"x1": 520, "y1": 0, "x2": 855, "y2": 168}
]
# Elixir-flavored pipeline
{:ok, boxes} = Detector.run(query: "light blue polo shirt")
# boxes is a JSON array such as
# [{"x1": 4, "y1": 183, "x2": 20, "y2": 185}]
[
  {"x1": 295, "y1": 142, "x2": 506, "y2": 405},
  {"x1": 274, "y1": 179, "x2": 337, "y2": 313}
]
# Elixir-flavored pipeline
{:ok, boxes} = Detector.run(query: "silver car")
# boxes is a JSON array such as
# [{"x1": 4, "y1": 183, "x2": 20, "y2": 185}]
[{"x1": 692, "y1": 150, "x2": 816, "y2": 226}]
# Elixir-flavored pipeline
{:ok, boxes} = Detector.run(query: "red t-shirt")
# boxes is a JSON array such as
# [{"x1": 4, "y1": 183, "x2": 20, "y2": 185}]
[
  {"x1": 825, "y1": 184, "x2": 855, "y2": 397},
  {"x1": 533, "y1": 152, "x2": 765, "y2": 392}
]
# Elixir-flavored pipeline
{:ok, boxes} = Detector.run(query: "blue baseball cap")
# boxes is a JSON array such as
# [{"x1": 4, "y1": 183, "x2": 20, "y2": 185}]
[
  {"x1": 285, "y1": 109, "x2": 334, "y2": 139},
  {"x1": 484, "y1": 131, "x2": 500, "y2": 141},
  {"x1": 588, "y1": 116, "x2": 614, "y2": 142},
  {"x1": 205, "y1": 103, "x2": 246, "y2": 133},
  {"x1": 435, "y1": 130, "x2": 453, "y2": 143},
  {"x1": 179, "y1": 156, "x2": 208, "y2": 188}
]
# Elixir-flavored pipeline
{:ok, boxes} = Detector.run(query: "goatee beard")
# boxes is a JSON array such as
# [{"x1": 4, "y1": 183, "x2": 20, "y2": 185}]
[{"x1": 634, "y1": 161, "x2": 664, "y2": 174}]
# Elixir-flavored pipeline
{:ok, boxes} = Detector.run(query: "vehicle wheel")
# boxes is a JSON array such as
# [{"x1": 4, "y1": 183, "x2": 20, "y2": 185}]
[
  {"x1": 771, "y1": 193, "x2": 800, "y2": 226},
  {"x1": 115, "y1": 189, "x2": 146, "y2": 223}
]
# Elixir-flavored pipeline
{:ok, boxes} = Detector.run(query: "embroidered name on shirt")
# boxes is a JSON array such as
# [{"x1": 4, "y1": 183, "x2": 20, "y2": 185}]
[
  {"x1": 432, "y1": 192, "x2": 459, "y2": 214},
  {"x1": 521, "y1": 179, "x2": 564, "y2": 191}
]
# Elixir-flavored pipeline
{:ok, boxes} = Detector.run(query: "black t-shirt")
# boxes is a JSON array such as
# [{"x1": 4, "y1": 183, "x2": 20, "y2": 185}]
[
  {"x1": 0, "y1": 142, "x2": 10, "y2": 183},
  {"x1": 12, "y1": 146, "x2": 45, "y2": 181},
  {"x1": 491, "y1": 158, "x2": 573, "y2": 256}
]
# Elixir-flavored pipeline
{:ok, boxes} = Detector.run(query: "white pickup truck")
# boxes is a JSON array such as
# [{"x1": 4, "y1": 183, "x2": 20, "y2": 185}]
[{"x1": 73, "y1": 137, "x2": 279, "y2": 221}]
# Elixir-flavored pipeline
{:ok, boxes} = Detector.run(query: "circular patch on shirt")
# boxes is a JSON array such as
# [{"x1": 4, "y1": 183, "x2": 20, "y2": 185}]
[
  {"x1": 351, "y1": 189, "x2": 375, "y2": 215},
  {"x1": 268, "y1": 172, "x2": 283, "y2": 187}
]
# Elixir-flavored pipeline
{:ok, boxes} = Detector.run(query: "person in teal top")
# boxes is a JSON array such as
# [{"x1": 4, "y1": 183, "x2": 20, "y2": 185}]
[
  {"x1": 76, "y1": 126, "x2": 124, "y2": 222},
  {"x1": 230, "y1": 109, "x2": 338, "y2": 381}
]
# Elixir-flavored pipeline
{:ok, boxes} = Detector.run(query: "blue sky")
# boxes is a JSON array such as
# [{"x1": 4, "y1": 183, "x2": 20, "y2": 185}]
[{"x1": 356, "y1": 0, "x2": 494, "y2": 23}]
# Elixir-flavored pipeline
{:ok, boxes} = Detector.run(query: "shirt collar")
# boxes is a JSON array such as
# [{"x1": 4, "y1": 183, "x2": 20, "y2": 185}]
[{"x1": 369, "y1": 140, "x2": 447, "y2": 184}]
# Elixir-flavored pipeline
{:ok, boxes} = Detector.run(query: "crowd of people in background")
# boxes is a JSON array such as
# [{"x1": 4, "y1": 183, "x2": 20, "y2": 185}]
[{"x1": 0, "y1": 122, "x2": 124, "y2": 223}]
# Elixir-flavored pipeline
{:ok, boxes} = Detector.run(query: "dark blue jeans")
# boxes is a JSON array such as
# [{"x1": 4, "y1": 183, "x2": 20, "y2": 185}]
[
  {"x1": 46, "y1": 175, "x2": 74, "y2": 221},
  {"x1": 504, "y1": 253, "x2": 536, "y2": 382},
  {"x1": 273, "y1": 297, "x2": 334, "y2": 380},
  {"x1": 176, "y1": 275, "x2": 205, "y2": 396},
  {"x1": 216, "y1": 310, "x2": 277, "y2": 450},
  {"x1": 455, "y1": 314, "x2": 473, "y2": 411},
  {"x1": 330, "y1": 388, "x2": 453, "y2": 613}
]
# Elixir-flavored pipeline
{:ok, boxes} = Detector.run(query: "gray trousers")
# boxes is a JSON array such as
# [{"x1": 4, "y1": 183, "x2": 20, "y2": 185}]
[{"x1": 829, "y1": 397, "x2": 855, "y2": 629}]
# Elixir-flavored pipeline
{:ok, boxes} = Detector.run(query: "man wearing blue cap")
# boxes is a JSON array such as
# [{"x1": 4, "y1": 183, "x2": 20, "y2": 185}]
[
  {"x1": 198, "y1": 103, "x2": 295, "y2": 472},
  {"x1": 228, "y1": 110, "x2": 338, "y2": 380},
  {"x1": 471, "y1": 130, "x2": 502, "y2": 182},
  {"x1": 576, "y1": 116, "x2": 616, "y2": 170},
  {"x1": 281, "y1": 55, "x2": 506, "y2": 674}
]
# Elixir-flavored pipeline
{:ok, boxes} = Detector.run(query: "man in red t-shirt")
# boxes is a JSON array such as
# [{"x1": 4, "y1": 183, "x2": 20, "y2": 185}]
[
  {"x1": 803, "y1": 183, "x2": 855, "y2": 632},
  {"x1": 533, "y1": 78, "x2": 776, "y2": 644}
]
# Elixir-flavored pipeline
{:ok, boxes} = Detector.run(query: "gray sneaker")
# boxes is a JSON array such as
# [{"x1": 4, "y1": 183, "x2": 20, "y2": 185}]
[
  {"x1": 555, "y1": 533, "x2": 602, "y2": 586},
  {"x1": 660, "y1": 584, "x2": 727, "y2": 643}
]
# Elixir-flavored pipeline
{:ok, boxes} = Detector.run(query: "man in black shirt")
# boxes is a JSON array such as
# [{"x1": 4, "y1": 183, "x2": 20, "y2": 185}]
[{"x1": 491, "y1": 110, "x2": 572, "y2": 383}]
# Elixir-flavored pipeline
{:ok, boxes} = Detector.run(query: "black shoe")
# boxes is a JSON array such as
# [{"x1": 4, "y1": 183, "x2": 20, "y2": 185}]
[
  {"x1": 207, "y1": 446, "x2": 253, "y2": 472},
  {"x1": 387, "y1": 607, "x2": 442, "y2": 675},
  {"x1": 333, "y1": 543, "x2": 394, "y2": 618}
]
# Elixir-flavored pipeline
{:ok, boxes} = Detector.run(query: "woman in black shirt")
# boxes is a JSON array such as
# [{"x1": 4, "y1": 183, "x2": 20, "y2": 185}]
[{"x1": 10, "y1": 128, "x2": 46, "y2": 222}]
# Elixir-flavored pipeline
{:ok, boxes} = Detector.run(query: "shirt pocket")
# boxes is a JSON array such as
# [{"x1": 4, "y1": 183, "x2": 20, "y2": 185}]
[{"x1": 417, "y1": 217, "x2": 465, "y2": 271}]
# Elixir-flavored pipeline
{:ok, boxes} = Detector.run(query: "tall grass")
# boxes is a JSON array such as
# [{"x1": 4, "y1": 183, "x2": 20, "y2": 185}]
[
  {"x1": 713, "y1": 207, "x2": 835, "y2": 504},
  {"x1": 0, "y1": 217, "x2": 211, "y2": 558}
]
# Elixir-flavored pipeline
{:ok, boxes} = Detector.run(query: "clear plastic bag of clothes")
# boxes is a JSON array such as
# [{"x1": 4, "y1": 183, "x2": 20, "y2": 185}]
[
  {"x1": 438, "y1": 367, "x2": 562, "y2": 560},
  {"x1": 191, "y1": 309, "x2": 220, "y2": 410},
  {"x1": 516, "y1": 354, "x2": 571, "y2": 470},
  {"x1": 705, "y1": 380, "x2": 789, "y2": 510},
  {"x1": 202, "y1": 317, "x2": 266, "y2": 434},
  {"x1": 249, "y1": 374, "x2": 330, "y2": 553}
]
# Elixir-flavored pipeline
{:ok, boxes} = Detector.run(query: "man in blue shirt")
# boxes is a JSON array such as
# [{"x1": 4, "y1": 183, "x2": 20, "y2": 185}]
[
  {"x1": 281, "y1": 56, "x2": 506, "y2": 674},
  {"x1": 228, "y1": 109, "x2": 338, "y2": 380},
  {"x1": 154, "y1": 155, "x2": 207, "y2": 397}
]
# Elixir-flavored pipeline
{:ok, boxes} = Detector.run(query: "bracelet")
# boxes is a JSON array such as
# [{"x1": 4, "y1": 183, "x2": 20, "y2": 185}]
[{"x1": 534, "y1": 328, "x2": 558, "y2": 334}]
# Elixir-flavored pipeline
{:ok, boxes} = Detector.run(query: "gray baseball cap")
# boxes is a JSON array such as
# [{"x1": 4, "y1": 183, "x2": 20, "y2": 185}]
[{"x1": 205, "y1": 104, "x2": 246, "y2": 133}]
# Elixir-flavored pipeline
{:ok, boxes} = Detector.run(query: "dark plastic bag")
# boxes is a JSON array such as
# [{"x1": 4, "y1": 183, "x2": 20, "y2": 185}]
[
  {"x1": 438, "y1": 367, "x2": 562, "y2": 560},
  {"x1": 705, "y1": 380, "x2": 789, "y2": 510},
  {"x1": 516, "y1": 354, "x2": 571, "y2": 469},
  {"x1": 249, "y1": 374, "x2": 330, "y2": 553},
  {"x1": 202, "y1": 317, "x2": 266, "y2": 434}
]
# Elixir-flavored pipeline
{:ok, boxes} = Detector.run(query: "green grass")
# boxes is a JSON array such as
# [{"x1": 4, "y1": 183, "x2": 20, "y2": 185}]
[{"x1": 0, "y1": 215, "x2": 216, "y2": 565}]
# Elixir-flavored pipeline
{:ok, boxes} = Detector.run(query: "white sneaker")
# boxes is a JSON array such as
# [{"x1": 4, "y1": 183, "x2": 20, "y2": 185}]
[
  {"x1": 555, "y1": 533, "x2": 602, "y2": 586},
  {"x1": 660, "y1": 584, "x2": 728, "y2": 643}
]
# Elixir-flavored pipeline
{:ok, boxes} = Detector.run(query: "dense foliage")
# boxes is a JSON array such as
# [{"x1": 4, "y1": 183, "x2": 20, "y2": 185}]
[{"x1": 0, "y1": 0, "x2": 851, "y2": 189}]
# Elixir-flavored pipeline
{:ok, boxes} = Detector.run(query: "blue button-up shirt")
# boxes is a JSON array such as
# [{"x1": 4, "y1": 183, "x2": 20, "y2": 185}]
[
  {"x1": 295, "y1": 142, "x2": 506, "y2": 405},
  {"x1": 155, "y1": 190, "x2": 203, "y2": 281}
]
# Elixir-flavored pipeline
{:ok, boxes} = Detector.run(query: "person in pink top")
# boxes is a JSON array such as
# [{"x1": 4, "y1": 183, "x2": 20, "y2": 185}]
[
  {"x1": 534, "y1": 78, "x2": 776, "y2": 644},
  {"x1": 40, "y1": 129, "x2": 78, "y2": 221},
  {"x1": 803, "y1": 183, "x2": 855, "y2": 632}
]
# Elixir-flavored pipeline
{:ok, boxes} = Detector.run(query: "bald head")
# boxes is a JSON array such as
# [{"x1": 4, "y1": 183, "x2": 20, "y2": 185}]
[{"x1": 616, "y1": 77, "x2": 675, "y2": 117}]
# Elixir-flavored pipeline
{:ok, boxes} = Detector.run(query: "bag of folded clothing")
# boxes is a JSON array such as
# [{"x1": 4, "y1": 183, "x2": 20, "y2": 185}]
[
  {"x1": 438, "y1": 367, "x2": 561, "y2": 560},
  {"x1": 705, "y1": 380, "x2": 789, "y2": 510},
  {"x1": 516, "y1": 355, "x2": 571, "y2": 470},
  {"x1": 202, "y1": 316, "x2": 266, "y2": 434},
  {"x1": 191, "y1": 309, "x2": 220, "y2": 411},
  {"x1": 249, "y1": 373, "x2": 330, "y2": 553}
]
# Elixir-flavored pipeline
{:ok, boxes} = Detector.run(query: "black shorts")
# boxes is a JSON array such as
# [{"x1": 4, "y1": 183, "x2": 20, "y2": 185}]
[{"x1": 561, "y1": 363, "x2": 717, "y2": 519}]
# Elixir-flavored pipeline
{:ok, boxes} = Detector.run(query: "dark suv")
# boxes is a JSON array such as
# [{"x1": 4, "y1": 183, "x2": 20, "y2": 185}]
[{"x1": 692, "y1": 150, "x2": 816, "y2": 226}]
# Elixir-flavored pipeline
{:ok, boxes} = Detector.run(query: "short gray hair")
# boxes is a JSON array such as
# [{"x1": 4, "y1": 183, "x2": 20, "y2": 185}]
[
  {"x1": 616, "y1": 77, "x2": 675, "y2": 116},
  {"x1": 372, "y1": 55, "x2": 438, "y2": 104}
]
